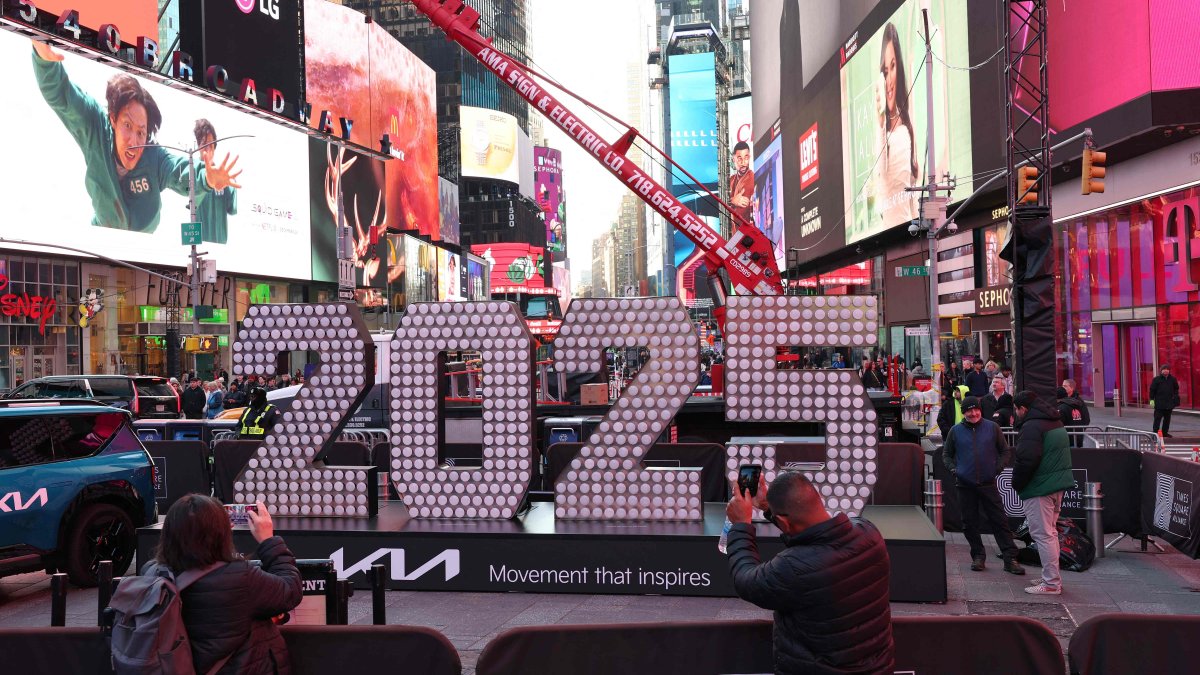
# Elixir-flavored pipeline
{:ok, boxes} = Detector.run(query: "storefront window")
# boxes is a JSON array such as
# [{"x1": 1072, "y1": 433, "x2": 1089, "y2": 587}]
[
  {"x1": 1061, "y1": 312, "x2": 1093, "y2": 400},
  {"x1": 1158, "y1": 304, "x2": 1192, "y2": 409}
]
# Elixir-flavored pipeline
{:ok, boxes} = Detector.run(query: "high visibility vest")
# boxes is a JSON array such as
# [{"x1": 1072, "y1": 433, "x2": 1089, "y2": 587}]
[{"x1": 237, "y1": 404, "x2": 276, "y2": 438}]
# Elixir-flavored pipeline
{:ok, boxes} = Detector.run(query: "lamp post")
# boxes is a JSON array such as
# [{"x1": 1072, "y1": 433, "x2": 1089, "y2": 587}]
[{"x1": 130, "y1": 134, "x2": 252, "y2": 377}]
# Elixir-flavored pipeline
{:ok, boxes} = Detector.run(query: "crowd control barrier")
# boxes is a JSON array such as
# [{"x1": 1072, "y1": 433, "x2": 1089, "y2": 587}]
[
  {"x1": 1140, "y1": 452, "x2": 1200, "y2": 558},
  {"x1": 142, "y1": 441, "x2": 210, "y2": 512},
  {"x1": 1068, "y1": 614, "x2": 1200, "y2": 675},
  {"x1": 475, "y1": 616, "x2": 1065, "y2": 675},
  {"x1": 1, "y1": 625, "x2": 462, "y2": 675}
]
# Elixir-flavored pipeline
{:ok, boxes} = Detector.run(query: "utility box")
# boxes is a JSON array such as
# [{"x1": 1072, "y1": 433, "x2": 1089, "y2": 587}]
[{"x1": 580, "y1": 383, "x2": 609, "y2": 406}]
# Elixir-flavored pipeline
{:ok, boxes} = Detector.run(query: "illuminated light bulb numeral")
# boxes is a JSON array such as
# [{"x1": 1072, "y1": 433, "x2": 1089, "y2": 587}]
[
  {"x1": 230, "y1": 303, "x2": 376, "y2": 518},
  {"x1": 387, "y1": 302, "x2": 535, "y2": 519},
  {"x1": 723, "y1": 295, "x2": 881, "y2": 517},
  {"x1": 552, "y1": 297, "x2": 702, "y2": 521}
]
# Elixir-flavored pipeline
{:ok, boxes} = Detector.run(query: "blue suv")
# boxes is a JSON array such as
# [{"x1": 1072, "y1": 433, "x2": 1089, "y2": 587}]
[{"x1": 0, "y1": 400, "x2": 156, "y2": 586}]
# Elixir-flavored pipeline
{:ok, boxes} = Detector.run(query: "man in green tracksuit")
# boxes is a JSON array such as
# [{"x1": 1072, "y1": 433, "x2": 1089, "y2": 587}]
[
  {"x1": 193, "y1": 119, "x2": 237, "y2": 244},
  {"x1": 1012, "y1": 390, "x2": 1074, "y2": 595},
  {"x1": 32, "y1": 42, "x2": 241, "y2": 233}
]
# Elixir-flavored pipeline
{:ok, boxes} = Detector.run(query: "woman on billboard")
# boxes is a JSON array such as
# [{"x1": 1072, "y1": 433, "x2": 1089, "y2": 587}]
[
  {"x1": 874, "y1": 23, "x2": 920, "y2": 229},
  {"x1": 32, "y1": 42, "x2": 242, "y2": 234}
]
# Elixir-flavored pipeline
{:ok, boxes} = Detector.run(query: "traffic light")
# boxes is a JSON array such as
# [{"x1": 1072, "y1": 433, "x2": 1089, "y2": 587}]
[
  {"x1": 1017, "y1": 166, "x2": 1039, "y2": 204},
  {"x1": 1082, "y1": 147, "x2": 1106, "y2": 195},
  {"x1": 951, "y1": 317, "x2": 972, "y2": 338},
  {"x1": 198, "y1": 336, "x2": 218, "y2": 352}
]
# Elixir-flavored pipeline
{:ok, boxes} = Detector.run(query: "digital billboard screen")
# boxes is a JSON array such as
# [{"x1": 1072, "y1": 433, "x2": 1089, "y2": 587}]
[
  {"x1": 404, "y1": 235, "x2": 437, "y2": 303},
  {"x1": 465, "y1": 255, "x2": 488, "y2": 301},
  {"x1": 534, "y1": 147, "x2": 566, "y2": 262},
  {"x1": 460, "y1": 106, "x2": 526, "y2": 187},
  {"x1": 668, "y1": 52, "x2": 718, "y2": 190},
  {"x1": 438, "y1": 248, "x2": 463, "y2": 301},
  {"x1": 839, "y1": 0, "x2": 973, "y2": 245},
  {"x1": 753, "y1": 134, "x2": 787, "y2": 273},
  {"x1": 727, "y1": 94, "x2": 755, "y2": 229},
  {"x1": 439, "y1": 177, "x2": 461, "y2": 246},
  {"x1": 308, "y1": 141, "x2": 388, "y2": 287},
  {"x1": 0, "y1": 31, "x2": 311, "y2": 278},
  {"x1": 304, "y1": 0, "x2": 439, "y2": 240},
  {"x1": 176, "y1": 0, "x2": 304, "y2": 115}
]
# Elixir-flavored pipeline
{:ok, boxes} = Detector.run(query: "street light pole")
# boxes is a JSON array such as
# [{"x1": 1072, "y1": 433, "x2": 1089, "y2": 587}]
[
  {"x1": 129, "y1": 134, "x2": 252, "y2": 376},
  {"x1": 922, "y1": 8, "x2": 943, "y2": 397}
]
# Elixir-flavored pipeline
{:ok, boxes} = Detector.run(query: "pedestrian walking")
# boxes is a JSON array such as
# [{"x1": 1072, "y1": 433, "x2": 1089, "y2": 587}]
[
  {"x1": 1149, "y1": 365, "x2": 1180, "y2": 438},
  {"x1": 965, "y1": 359, "x2": 989, "y2": 398},
  {"x1": 1012, "y1": 390, "x2": 1074, "y2": 595},
  {"x1": 942, "y1": 396, "x2": 1024, "y2": 575},
  {"x1": 1056, "y1": 379, "x2": 1090, "y2": 448}
]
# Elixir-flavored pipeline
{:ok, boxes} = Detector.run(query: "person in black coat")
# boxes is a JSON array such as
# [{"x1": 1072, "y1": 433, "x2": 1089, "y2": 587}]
[
  {"x1": 181, "y1": 378, "x2": 207, "y2": 419},
  {"x1": 1056, "y1": 379, "x2": 1090, "y2": 448},
  {"x1": 1149, "y1": 365, "x2": 1181, "y2": 437},
  {"x1": 726, "y1": 472, "x2": 894, "y2": 674},
  {"x1": 964, "y1": 359, "x2": 990, "y2": 398},
  {"x1": 942, "y1": 396, "x2": 1023, "y2": 574},
  {"x1": 144, "y1": 494, "x2": 302, "y2": 675},
  {"x1": 981, "y1": 378, "x2": 1014, "y2": 428},
  {"x1": 860, "y1": 361, "x2": 885, "y2": 390}
]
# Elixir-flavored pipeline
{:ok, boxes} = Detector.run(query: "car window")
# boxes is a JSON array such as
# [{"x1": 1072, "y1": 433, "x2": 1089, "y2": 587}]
[
  {"x1": 0, "y1": 412, "x2": 126, "y2": 469},
  {"x1": 40, "y1": 380, "x2": 88, "y2": 398},
  {"x1": 9, "y1": 383, "x2": 42, "y2": 399},
  {"x1": 89, "y1": 378, "x2": 133, "y2": 397},
  {"x1": 134, "y1": 380, "x2": 176, "y2": 397}
]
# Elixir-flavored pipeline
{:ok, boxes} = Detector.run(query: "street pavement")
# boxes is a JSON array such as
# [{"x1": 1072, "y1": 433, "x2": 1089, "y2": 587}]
[{"x1": 3, "y1": 530, "x2": 1199, "y2": 673}]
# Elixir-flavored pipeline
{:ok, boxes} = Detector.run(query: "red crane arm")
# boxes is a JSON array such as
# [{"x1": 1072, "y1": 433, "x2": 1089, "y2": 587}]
[{"x1": 408, "y1": 0, "x2": 783, "y2": 319}]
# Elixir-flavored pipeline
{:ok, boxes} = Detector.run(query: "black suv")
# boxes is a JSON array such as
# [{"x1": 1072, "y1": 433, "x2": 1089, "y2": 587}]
[{"x1": 7, "y1": 375, "x2": 181, "y2": 419}]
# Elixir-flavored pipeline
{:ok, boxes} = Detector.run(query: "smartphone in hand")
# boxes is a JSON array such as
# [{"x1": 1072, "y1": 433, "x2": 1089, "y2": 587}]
[
  {"x1": 737, "y1": 465, "x2": 762, "y2": 498},
  {"x1": 224, "y1": 503, "x2": 259, "y2": 525}
]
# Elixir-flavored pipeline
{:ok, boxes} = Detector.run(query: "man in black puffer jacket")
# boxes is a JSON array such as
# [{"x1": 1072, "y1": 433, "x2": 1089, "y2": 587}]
[{"x1": 726, "y1": 472, "x2": 893, "y2": 674}]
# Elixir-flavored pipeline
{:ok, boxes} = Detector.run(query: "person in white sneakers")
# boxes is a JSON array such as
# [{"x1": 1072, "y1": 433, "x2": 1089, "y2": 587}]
[{"x1": 1012, "y1": 390, "x2": 1074, "y2": 595}]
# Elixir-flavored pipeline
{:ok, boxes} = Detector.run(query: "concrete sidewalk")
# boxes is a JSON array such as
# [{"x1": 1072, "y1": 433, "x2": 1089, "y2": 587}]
[
  {"x1": 1087, "y1": 404, "x2": 1200, "y2": 436},
  {"x1": 4, "y1": 532, "x2": 1199, "y2": 673}
]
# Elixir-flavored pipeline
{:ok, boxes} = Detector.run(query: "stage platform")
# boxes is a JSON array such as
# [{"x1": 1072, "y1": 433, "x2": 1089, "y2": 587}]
[{"x1": 136, "y1": 503, "x2": 945, "y2": 602}]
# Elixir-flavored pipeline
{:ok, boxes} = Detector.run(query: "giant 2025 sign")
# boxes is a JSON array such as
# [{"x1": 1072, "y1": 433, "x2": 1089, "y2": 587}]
[{"x1": 231, "y1": 295, "x2": 880, "y2": 522}]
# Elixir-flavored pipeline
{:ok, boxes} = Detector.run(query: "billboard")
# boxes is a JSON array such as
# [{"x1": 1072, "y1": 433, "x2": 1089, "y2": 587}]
[
  {"x1": 534, "y1": 148, "x2": 566, "y2": 261},
  {"x1": 840, "y1": 0, "x2": 972, "y2": 245},
  {"x1": 34, "y1": 1, "x2": 159, "y2": 43},
  {"x1": 176, "y1": 0, "x2": 305, "y2": 115},
  {"x1": 304, "y1": 0, "x2": 440, "y2": 240},
  {"x1": 308, "y1": 141, "x2": 389, "y2": 287},
  {"x1": 471, "y1": 243, "x2": 550, "y2": 295},
  {"x1": 0, "y1": 31, "x2": 310, "y2": 278},
  {"x1": 753, "y1": 135, "x2": 787, "y2": 273},
  {"x1": 727, "y1": 94, "x2": 755, "y2": 226},
  {"x1": 404, "y1": 235, "x2": 437, "y2": 303},
  {"x1": 668, "y1": 52, "x2": 718, "y2": 190},
  {"x1": 437, "y1": 248, "x2": 464, "y2": 301},
  {"x1": 439, "y1": 178, "x2": 461, "y2": 245},
  {"x1": 465, "y1": 254, "x2": 488, "y2": 301},
  {"x1": 460, "y1": 106, "x2": 526, "y2": 187}
]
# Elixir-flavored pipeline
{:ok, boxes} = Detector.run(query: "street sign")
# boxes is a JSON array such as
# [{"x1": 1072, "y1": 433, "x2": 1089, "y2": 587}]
[
  {"x1": 181, "y1": 222, "x2": 202, "y2": 245},
  {"x1": 904, "y1": 325, "x2": 930, "y2": 337},
  {"x1": 895, "y1": 265, "x2": 928, "y2": 277}
]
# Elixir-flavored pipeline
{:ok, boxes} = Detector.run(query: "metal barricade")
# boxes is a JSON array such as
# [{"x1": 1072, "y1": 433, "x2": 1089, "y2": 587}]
[{"x1": 1096, "y1": 426, "x2": 1161, "y2": 453}]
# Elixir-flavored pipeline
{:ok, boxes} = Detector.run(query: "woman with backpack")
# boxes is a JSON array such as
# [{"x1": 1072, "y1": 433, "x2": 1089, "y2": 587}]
[{"x1": 126, "y1": 495, "x2": 302, "y2": 674}]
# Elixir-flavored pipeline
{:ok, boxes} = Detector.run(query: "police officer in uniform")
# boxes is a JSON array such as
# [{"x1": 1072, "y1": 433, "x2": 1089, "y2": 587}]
[{"x1": 236, "y1": 388, "x2": 279, "y2": 440}]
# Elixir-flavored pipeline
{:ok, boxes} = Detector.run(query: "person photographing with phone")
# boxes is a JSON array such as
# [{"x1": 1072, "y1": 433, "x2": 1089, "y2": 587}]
[{"x1": 725, "y1": 471, "x2": 894, "y2": 674}]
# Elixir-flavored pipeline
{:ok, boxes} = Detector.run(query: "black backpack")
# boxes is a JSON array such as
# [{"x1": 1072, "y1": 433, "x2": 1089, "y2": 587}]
[{"x1": 1014, "y1": 517, "x2": 1096, "y2": 572}]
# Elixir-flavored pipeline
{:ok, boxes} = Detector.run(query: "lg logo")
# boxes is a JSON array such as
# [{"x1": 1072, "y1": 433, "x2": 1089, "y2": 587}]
[{"x1": 236, "y1": 0, "x2": 280, "y2": 20}]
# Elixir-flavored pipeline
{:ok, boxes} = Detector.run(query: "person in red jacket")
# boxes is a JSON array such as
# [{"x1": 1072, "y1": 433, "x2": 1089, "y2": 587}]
[{"x1": 725, "y1": 472, "x2": 894, "y2": 674}]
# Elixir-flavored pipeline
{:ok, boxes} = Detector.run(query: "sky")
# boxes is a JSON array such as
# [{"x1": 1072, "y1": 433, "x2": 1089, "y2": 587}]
[{"x1": 529, "y1": 0, "x2": 652, "y2": 290}]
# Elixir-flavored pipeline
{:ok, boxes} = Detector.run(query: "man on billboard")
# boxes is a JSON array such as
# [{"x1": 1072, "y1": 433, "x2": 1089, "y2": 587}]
[
  {"x1": 729, "y1": 141, "x2": 754, "y2": 224},
  {"x1": 193, "y1": 119, "x2": 238, "y2": 244},
  {"x1": 32, "y1": 42, "x2": 242, "y2": 234}
]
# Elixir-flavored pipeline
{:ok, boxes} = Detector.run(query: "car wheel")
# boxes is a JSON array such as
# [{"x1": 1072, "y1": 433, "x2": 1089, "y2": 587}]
[{"x1": 62, "y1": 503, "x2": 136, "y2": 587}]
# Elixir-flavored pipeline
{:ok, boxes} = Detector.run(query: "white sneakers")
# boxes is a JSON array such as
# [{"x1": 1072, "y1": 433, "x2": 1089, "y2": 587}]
[{"x1": 1024, "y1": 583, "x2": 1062, "y2": 595}]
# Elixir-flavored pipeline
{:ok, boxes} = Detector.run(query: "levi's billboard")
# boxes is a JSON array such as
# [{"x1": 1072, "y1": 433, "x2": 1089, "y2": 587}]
[{"x1": 0, "y1": 29, "x2": 311, "y2": 279}]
